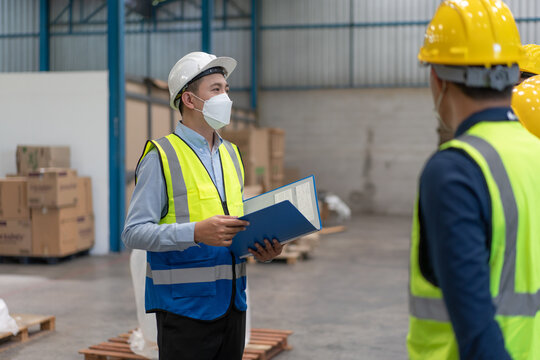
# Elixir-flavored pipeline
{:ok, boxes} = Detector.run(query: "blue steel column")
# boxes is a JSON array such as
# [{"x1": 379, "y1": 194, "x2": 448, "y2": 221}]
[
  {"x1": 107, "y1": 0, "x2": 126, "y2": 252},
  {"x1": 250, "y1": 0, "x2": 259, "y2": 109},
  {"x1": 202, "y1": 0, "x2": 213, "y2": 52},
  {"x1": 39, "y1": 0, "x2": 50, "y2": 71}
]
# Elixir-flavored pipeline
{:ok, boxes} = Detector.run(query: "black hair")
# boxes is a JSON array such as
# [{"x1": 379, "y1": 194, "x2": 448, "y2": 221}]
[
  {"x1": 453, "y1": 83, "x2": 513, "y2": 100},
  {"x1": 178, "y1": 77, "x2": 204, "y2": 116},
  {"x1": 520, "y1": 71, "x2": 536, "y2": 81}
]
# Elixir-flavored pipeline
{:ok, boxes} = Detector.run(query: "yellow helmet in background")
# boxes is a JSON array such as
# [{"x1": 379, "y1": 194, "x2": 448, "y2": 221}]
[
  {"x1": 519, "y1": 44, "x2": 540, "y2": 76},
  {"x1": 418, "y1": 0, "x2": 523, "y2": 67},
  {"x1": 512, "y1": 75, "x2": 540, "y2": 139}
]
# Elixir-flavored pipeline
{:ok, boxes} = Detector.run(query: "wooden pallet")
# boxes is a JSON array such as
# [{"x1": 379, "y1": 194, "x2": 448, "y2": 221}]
[
  {"x1": 247, "y1": 249, "x2": 302, "y2": 265},
  {"x1": 244, "y1": 329, "x2": 293, "y2": 360},
  {"x1": 0, "y1": 249, "x2": 91, "y2": 265},
  {"x1": 319, "y1": 225, "x2": 346, "y2": 235},
  {"x1": 79, "y1": 328, "x2": 292, "y2": 360},
  {"x1": 0, "y1": 314, "x2": 56, "y2": 353},
  {"x1": 247, "y1": 233, "x2": 320, "y2": 265}
]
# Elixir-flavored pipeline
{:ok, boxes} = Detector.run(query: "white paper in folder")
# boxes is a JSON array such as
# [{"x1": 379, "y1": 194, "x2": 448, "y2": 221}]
[{"x1": 243, "y1": 175, "x2": 321, "y2": 230}]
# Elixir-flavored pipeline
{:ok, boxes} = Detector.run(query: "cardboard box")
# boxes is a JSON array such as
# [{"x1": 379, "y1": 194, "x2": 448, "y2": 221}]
[
  {"x1": 0, "y1": 178, "x2": 30, "y2": 219},
  {"x1": 283, "y1": 167, "x2": 300, "y2": 185},
  {"x1": 75, "y1": 177, "x2": 93, "y2": 216},
  {"x1": 220, "y1": 127, "x2": 270, "y2": 189},
  {"x1": 243, "y1": 185, "x2": 263, "y2": 200},
  {"x1": 0, "y1": 219, "x2": 32, "y2": 256},
  {"x1": 270, "y1": 156, "x2": 284, "y2": 186},
  {"x1": 27, "y1": 168, "x2": 78, "y2": 208},
  {"x1": 76, "y1": 214, "x2": 95, "y2": 251},
  {"x1": 17, "y1": 145, "x2": 70, "y2": 176},
  {"x1": 268, "y1": 128, "x2": 285, "y2": 158},
  {"x1": 31, "y1": 207, "x2": 78, "y2": 256}
]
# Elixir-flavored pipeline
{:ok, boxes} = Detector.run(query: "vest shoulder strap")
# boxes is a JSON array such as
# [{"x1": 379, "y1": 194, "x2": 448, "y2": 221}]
[{"x1": 221, "y1": 140, "x2": 244, "y2": 193}]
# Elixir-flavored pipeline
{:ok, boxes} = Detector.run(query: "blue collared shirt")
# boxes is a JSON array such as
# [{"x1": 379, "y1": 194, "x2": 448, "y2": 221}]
[
  {"x1": 418, "y1": 107, "x2": 517, "y2": 359},
  {"x1": 122, "y1": 122, "x2": 225, "y2": 252}
]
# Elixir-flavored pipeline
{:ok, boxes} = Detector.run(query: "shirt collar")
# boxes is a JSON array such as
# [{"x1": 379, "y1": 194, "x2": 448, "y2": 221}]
[
  {"x1": 455, "y1": 107, "x2": 518, "y2": 138},
  {"x1": 175, "y1": 122, "x2": 223, "y2": 152}
]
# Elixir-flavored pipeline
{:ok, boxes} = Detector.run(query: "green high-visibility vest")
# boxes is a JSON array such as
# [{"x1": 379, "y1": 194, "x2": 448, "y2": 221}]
[
  {"x1": 408, "y1": 121, "x2": 540, "y2": 359},
  {"x1": 137, "y1": 133, "x2": 247, "y2": 320}
]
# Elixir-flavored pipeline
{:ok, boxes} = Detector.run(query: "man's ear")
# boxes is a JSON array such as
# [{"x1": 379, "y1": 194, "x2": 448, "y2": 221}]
[{"x1": 181, "y1": 92, "x2": 196, "y2": 111}]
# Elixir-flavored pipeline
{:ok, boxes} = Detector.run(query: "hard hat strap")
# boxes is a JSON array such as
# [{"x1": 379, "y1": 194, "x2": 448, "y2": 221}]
[
  {"x1": 433, "y1": 64, "x2": 519, "y2": 91},
  {"x1": 174, "y1": 66, "x2": 227, "y2": 110}
]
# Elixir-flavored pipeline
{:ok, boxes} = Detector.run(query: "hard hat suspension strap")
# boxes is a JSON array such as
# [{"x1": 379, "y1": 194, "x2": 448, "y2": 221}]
[{"x1": 433, "y1": 64, "x2": 520, "y2": 91}]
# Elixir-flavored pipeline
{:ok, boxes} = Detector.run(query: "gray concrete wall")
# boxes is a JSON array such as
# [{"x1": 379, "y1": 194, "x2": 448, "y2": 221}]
[{"x1": 258, "y1": 88, "x2": 438, "y2": 216}]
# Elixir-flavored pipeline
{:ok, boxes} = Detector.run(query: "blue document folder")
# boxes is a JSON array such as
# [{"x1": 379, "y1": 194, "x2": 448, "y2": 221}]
[{"x1": 230, "y1": 176, "x2": 322, "y2": 258}]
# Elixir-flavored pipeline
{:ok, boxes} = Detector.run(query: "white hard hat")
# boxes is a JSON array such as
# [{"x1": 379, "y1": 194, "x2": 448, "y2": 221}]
[{"x1": 168, "y1": 51, "x2": 237, "y2": 110}]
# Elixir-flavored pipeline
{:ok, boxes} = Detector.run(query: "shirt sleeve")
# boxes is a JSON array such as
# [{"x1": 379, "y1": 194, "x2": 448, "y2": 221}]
[
  {"x1": 419, "y1": 149, "x2": 511, "y2": 360},
  {"x1": 121, "y1": 149, "x2": 197, "y2": 252}
]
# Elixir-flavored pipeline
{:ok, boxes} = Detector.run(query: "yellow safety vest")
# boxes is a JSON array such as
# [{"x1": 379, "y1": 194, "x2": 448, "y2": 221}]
[
  {"x1": 137, "y1": 133, "x2": 247, "y2": 320},
  {"x1": 408, "y1": 121, "x2": 540, "y2": 359}
]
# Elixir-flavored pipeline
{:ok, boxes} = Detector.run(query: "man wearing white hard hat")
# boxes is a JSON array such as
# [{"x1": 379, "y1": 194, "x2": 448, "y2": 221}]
[{"x1": 122, "y1": 52, "x2": 282, "y2": 360}]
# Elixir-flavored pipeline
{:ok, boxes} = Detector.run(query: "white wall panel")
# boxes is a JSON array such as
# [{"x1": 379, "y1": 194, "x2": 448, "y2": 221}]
[{"x1": 0, "y1": 72, "x2": 109, "y2": 254}]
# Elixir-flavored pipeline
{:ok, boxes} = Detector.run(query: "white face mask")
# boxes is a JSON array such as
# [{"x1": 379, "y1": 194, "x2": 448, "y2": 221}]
[{"x1": 191, "y1": 92, "x2": 232, "y2": 130}]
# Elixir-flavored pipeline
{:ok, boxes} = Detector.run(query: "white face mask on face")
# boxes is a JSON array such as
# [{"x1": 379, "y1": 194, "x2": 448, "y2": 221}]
[{"x1": 191, "y1": 92, "x2": 233, "y2": 130}]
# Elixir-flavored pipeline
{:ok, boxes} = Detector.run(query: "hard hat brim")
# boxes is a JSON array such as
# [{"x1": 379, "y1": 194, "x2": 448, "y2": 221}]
[{"x1": 169, "y1": 56, "x2": 237, "y2": 110}]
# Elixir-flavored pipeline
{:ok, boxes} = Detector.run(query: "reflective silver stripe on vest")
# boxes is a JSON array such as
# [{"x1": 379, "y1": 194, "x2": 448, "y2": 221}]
[
  {"x1": 460, "y1": 135, "x2": 540, "y2": 317},
  {"x1": 409, "y1": 291, "x2": 449, "y2": 322},
  {"x1": 146, "y1": 262, "x2": 247, "y2": 285},
  {"x1": 410, "y1": 134, "x2": 540, "y2": 321},
  {"x1": 154, "y1": 137, "x2": 190, "y2": 223},
  {"x1": 222, "y1": 140, "x2": 244, "y2": 193}
]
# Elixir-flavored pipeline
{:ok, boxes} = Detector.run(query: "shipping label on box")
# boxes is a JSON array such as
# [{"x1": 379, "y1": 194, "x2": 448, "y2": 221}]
[
  {"x1": 76, "y1": 214, "x2": 95, "y2": 251},
  {"x1": 0, "y1": 219, "x2": 32, "y2": 256},
  {"x1": 17, "y1": 145, "x2": 70, "y2": 176},
  {"x1": 27, "y1": 168, "x2": 78, "y2": 208},
  {"x1": 31, "y1": 207, "x2": 77, "y2": 256},
  {"x1": 75, "y1": 177, "x2": 93, "y2": 216},
  {"x1": 0, "y1": 178, "x2": 30, "y2": 219}
]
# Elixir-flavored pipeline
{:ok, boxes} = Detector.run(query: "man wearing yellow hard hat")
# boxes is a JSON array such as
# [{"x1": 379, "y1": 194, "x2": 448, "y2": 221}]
[
  {"x1": 519, "y1": 44, "x2": 540, "y2": 83},
  {"x1": 408, "y1": 0, "x2": 540, "y2": 359},
  {"x1": 513, "y1": 75, "x2": 540, "y2": 139}
]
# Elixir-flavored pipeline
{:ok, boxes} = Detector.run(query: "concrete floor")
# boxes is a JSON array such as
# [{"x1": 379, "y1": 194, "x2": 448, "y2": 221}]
[{"x1": 0, "y1": 215, "x2": 410, "y2": 360}]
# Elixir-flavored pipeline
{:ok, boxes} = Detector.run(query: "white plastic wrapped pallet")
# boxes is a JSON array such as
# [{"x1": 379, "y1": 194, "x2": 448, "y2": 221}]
[{"x1": 0, "y1": 299, "x2": 19, "y2": 335}]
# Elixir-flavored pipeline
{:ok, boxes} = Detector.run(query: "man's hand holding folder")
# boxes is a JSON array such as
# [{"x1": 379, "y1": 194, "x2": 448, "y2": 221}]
[
  {"x1": 248, "y1": 239, "x2": 283, "y2": 262},
  {"x1": 194, "y1": 215, "x2": 249, "y2": 246},
  {"x1": 194, "y1": 215, "x2": 283, "y2": 262}
]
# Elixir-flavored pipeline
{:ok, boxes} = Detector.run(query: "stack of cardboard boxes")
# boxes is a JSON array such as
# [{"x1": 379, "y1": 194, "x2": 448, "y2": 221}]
[
  {"x1": 0, "y1": 146, "x2": 94, "y2": 257},
  {"x1": 268, "y1": 128, "x2": 285, "y2": 189},
  {"x1": 220, "y1": 126, "x2": 286, "y2": 192}
]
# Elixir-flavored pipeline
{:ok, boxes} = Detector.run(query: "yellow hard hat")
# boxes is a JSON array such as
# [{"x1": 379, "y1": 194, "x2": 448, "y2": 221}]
[
  {"x1": 418, "y1": 0, "x2": 523, "y2": 67},
  {"x1": 512, "y1": 75, "x2": 540, "y2": 139},
  {"x1": 519, "y1": 44, "x2": 540, "y2": 76}
]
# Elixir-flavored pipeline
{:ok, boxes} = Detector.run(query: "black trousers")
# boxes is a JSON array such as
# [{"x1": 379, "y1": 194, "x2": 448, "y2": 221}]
[{"x1": 156, "y1": 308, "x2": 246, "y2": 360}]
